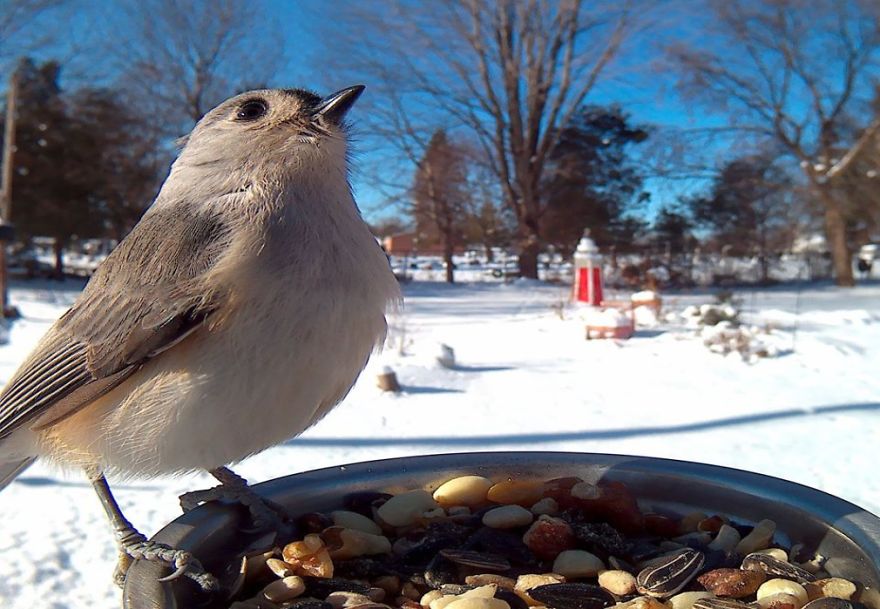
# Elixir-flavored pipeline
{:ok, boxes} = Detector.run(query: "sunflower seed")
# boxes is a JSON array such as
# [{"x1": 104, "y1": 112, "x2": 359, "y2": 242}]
[
  {"x1": 495, "y1": 587, "x2": 529, "y2": 609},
  {"x1": 440, "y1": 549, "x2": 511, "y2": 572},
  {"x1": 426, "y1": 554, "x2": 460, "y2": 589},
  {"x1": 741, "y1": 554, "x2": 816, "y2": 584},
  {"x1": 465, "y1": 528, "x2": 535, "y2": 565},
  {"x1": 609, "y1": 556, "x2": 637, "y2": 574},
  {"x1": 526, "y1": 583, "x2": 616, "y2": 609},
  {"x1": 306, "y1": 578, "x2": 372, "y2": 599},
  {"x1": 636, "y1": 548, "x2": 705, "y2": 598},
  {"x1": 693, "y1": 598, "x2": 755, "y2": 609},
  {"x1": 220, "y1": 556, "x2": 249, "y2": 601},
  {"x1": 334, "y1": 558, "x2": 402, "y2": 580},
  {"x1": 404, "y1": 523, "x2": 476, "y2": 565},
  {"x1": 287, "y1": 599, "x2": 335, "y2": 609},
  {"x1": 803, "y1": 600, "x2": 854, "y2": 609}
]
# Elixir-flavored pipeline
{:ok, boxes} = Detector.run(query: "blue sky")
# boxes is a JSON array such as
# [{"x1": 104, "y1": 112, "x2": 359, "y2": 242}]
[
  {"x1": 5, "y1": 0, "x2": 876, "y2": 224},
  {"x1": 1, "y1": 0, "x2": 734, "y2": 222},
  {"x1": 262, "y1": 0, "x2": 728, "y2": 220}
]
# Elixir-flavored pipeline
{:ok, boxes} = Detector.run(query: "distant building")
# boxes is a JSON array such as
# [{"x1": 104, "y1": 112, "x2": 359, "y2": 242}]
[{"x1": 382, "y1": 232, "x2": 465, "y2": 256}]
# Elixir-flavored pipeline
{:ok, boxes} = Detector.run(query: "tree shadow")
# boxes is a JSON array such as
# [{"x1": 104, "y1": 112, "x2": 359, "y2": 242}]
[
  {"x1": 287, "y1": 402, "x2": 880, "y2": 447},
  {"x1": 13, "y1": 476, "x2": 161, "y2": 491},
  {"x1": 452, "y1": 365, "x2": 515, "y2": 373},
  {"x1": 401, "y1": 385, "x2": 464, "y2": 395},
  {"x1": 633, "y1": 329, "x2": 665, "y2": 338}
]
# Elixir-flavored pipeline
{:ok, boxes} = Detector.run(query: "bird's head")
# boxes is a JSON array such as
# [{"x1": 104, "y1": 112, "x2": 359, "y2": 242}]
[{"x1": 173, "y1": 86, "x2": 365, "y2": 185}]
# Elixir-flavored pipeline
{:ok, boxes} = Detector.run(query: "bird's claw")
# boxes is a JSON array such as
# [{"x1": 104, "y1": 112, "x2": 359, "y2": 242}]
[
  {"x1": 179, "y1": 474, "x2": 292, "y2": 536},
  {"x1": 117, "y1": 533, "x2": 219, "y2": 592}
]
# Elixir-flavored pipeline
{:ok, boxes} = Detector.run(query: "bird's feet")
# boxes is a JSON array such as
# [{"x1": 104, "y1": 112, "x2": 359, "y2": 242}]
[
  {"x1": 113, "y1": 526, "x2": 219, "y2": 591},
  {"x1": 179, "y1": 466, "x2": 293, "y2": 535}
]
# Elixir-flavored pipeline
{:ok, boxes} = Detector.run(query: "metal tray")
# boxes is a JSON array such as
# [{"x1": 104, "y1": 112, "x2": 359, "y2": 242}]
[{"x1": 124, "y1": 451, "x2": 880, "y2": 609}]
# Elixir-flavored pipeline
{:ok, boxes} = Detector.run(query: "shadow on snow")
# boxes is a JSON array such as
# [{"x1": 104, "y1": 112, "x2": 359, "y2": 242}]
[{"x1": 286, "y1": 402, "x2": 880, "y2": 447}]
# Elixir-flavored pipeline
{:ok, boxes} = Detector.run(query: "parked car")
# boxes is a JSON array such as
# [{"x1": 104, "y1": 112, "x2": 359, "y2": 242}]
[
  {"x1": 6, "y1": 246, "x2": 55, "y2": 279},
  {"x1": 858, "y1": 243, "x2": 877, "y2": 277}
]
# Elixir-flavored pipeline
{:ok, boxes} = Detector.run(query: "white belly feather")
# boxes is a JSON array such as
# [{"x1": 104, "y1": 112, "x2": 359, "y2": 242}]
[{"x1": 92, "y1": 268, "x2": 392, "y2": 477}]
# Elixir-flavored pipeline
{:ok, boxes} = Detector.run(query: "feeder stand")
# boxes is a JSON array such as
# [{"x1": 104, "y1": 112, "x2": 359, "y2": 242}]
[{"x1": 572, "y1": 229, "x2": 604, "y2": 306}]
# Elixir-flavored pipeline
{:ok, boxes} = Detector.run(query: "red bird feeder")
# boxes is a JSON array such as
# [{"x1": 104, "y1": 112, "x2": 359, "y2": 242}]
[{"x1": 573, "y1": 229, "x2": 604, "y2": 305}]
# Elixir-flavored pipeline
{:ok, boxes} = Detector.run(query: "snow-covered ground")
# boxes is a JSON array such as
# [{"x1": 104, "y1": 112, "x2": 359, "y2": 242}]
[{"x1": 1, "y1": 278, "x2": 879, "y2": 608}]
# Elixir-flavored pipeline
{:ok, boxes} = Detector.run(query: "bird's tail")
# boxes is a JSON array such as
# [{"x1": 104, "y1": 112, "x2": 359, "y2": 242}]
[{"x1": 0, "y1": 457, "x2": 35, "y2": 492}]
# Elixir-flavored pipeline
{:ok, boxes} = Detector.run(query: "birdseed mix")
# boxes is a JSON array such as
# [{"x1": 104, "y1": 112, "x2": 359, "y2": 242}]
[{"x1": 223, "y1": 475, "x2": 879, "y2": 609}]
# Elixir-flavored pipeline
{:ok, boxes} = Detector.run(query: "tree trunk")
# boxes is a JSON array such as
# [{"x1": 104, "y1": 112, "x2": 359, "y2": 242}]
[
  {"x1": 518, "y1": 235, "x2": 540, "y2": 279},
  {"x1": 759, "y1": 256, "x2": 769, "y2": 284},
  {"x1": 815, "y1": 186, "x2": 854, "y2": 287},
  {"x1": 443, "y1": 240, "x2": 455, "y2": 284},
  {"x1": 53, "y1": 238, "x2": 64, "y2": 281}
]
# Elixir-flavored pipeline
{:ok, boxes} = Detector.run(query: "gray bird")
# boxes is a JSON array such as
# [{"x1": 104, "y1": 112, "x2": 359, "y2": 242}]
[{"x1": 0, "y1": 85, "x2": 400, "y2": 589}]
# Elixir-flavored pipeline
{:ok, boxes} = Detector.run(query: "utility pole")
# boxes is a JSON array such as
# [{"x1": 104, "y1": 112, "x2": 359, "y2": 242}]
[{"x1": 0, "y1": 66, "x2": 20, "y2": 318}]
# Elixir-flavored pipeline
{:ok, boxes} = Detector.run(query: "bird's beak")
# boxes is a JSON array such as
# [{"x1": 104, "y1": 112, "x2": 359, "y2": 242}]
[{"x1": 312, "y1": 85, "x2": 366, "y2": 124}]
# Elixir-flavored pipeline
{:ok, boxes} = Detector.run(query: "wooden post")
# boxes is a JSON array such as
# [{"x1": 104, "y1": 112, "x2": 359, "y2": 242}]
[{"x1": 0, "y1": 66, "x2": 20, "y2": 317}]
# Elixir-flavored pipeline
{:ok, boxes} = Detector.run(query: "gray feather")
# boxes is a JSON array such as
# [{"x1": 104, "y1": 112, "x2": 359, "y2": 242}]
[
  {"x1": 0, "y1": 457, "x2": 35, "y2": 491},
  {"x1": 0, "y1": 203, "x2": 233, "y2": 440}
]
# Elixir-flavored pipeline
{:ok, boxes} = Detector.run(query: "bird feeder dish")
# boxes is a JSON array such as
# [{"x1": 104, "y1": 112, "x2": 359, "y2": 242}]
[{"x1": 122, "y1": 452, "x2": 880, "y2": 609}]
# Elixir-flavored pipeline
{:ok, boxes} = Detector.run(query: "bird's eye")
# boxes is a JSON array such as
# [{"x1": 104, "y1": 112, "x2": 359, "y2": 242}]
[{"x1": 236, "y1": 99, "x2": 268, "y2": 121}]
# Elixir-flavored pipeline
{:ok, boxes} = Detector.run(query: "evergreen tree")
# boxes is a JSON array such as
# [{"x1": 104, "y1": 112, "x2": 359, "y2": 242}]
[
  {"x1": 688, "y1": 154, "x2": 793, "y2": 282},
  {"x1": 541, "y1": 105, "x2": 649, "y2": 255},
  {"x1": 1, "y1": 59, "x2": 165, "y2": 276},
  {"x1": 4, "y1": 59, "x2": 93, "y2": 275}
]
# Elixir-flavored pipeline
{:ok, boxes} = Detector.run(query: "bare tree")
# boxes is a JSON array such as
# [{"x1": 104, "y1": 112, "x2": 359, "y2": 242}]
[
  {"x1": 412, "y1": 130, "x2": 471, "y2": 283},
  {"x1": 667, "y1": 0, "x2": 880, "y2": 286},
  {"x1": 461, "y1": 155, "x2": 516, "y2": 263},
  {"x1": 0, "y1": 0, "x2": 67, "y2": 70},
  {"x1": 322, "y1": 0, "x2": 635, "y2": 278},
  {"x1": 832, "y1": 92, "x2": 880, "y2": 244},
  {"x1": 688, "y1": 152, "x2": 796, "y2": 282},
  {"x1": 114, "y1": 0, "x2": 284, "y2": 136}
]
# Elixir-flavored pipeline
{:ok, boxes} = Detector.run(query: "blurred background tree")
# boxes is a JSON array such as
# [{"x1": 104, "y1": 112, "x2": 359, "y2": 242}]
[
  {"x1": 323, "y1": 0, "x2": 636, "y2": 278},
  {"x1": 1, "y1": 59, "x2": 164, "y2": 276},
  {"x1": 541, "y1": 105, "x2": 650, "y2": 255},
  {"x1": 667, "y1": 0, "x2": 880, "y2": 286},
  {"x1": 67, "y1": 87, "x2": 166, "y2": 241},
  {"x1": 4, "y1": 59, "x2": 90, "y2": 276},
  {"x1": 688, "y1": 153, "x2": 794, "y2": 282},
  {"x1": 412, "y1": 130, "x2": 471, "y2": 283},
  {"x1": 115, "y1": 0, "x2": 285, "y2": 136}
]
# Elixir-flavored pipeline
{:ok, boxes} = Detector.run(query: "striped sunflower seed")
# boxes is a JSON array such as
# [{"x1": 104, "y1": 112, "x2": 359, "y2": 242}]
[
  {"x1": 526, "y1": 583, "x2": 616, "y2": 609},
  {"x1": 439, "y1": 549, "x2": 512, "y2": 572},
  {"x1": 741, "y1": 553, "x2": 816, "y2": 584},
  {"x1": 802, "y1": 599, "x2": 854, "y2": 609},
  {"x1": 693, "y1": 598, "x2": 755, "y2": 609},
  {"x1": 636, "y1": 548, "x2": 705, "y2": 598}
]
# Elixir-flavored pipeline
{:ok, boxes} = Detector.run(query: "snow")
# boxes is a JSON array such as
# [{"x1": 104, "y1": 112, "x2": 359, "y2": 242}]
[
  {"x1": 1, "y1": 278, "x2": 880, "y2": 608},
  {"x1": 631, "y1": 290, "x2": 658, "y2": 302},
  {"x1": 633, "y1": 305, "x2": 659, "y2": 326},
  {"x1": 579, "y1": 306, "x2": 632, "y2": 327}
]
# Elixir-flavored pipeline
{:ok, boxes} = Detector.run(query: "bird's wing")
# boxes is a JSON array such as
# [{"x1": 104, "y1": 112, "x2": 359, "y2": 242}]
[{"x1": 0, "y1": 202, "x2": 235, "y2": 439}]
